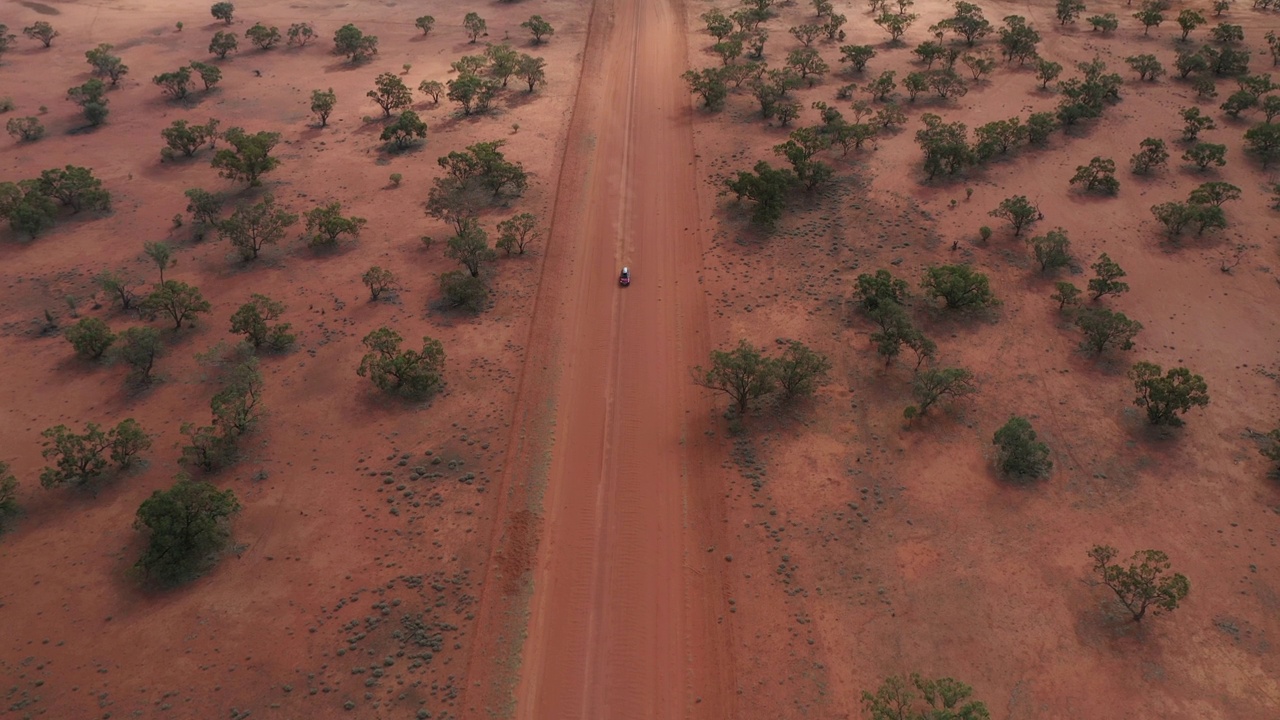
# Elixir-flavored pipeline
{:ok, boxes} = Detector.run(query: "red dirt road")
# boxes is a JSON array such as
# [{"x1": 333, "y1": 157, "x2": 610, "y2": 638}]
[{"x1": 512, "y1": 0, "x2": 728, "y2": 716}]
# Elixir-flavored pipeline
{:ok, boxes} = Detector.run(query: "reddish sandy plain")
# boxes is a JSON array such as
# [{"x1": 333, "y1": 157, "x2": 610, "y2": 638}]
[{"x1": 2, "y1": 0, "x2": 1279, "y2": 717}]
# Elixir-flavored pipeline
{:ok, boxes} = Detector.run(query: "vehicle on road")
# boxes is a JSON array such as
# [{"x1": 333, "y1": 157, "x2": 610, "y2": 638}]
[{"x1": 619, "y1": 266, "x2": 630, "y2": 286}]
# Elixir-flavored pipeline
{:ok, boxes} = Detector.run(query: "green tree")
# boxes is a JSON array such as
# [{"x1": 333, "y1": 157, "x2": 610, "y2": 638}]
[
  {"x1": 210, "y1": 2, "x2": 235, "y2": 24},
  {"x1": 65, "y1": 317, "x2": 116, "y2": 359},
  {"x1": 517, "y1": 54, "x2": 547, "y2": 92},
  {"x1": 1028, "y1": 228, "x2": 1072, "y2": 272},
  {"x1": 1051, "y1": 281, "x2": 1082, "y2": 310},
  {"x1": 153, "y1": 66, "x2": 193, "y2": 100},
  {"x1": 211, "y1": 128, "x2": 281, "y2": 186},
  {"x1": 854, "y1": 269, "x2": 910, "y2": 313},
  {"x1": 1056, "y1": 0, "x2": 1085, "y2": 25},
  {"x1": 95, "y1": 270, "x2": 143, "y2": 312},
  {"x1": 1026, "y1": 111, "x2": 1057, "y2": 145},
  {"x1": 1087, "y1": 253, "x2": 1129, "y2": 299},
  {"x1": 863, "y1": 674, "x2": 990, "y2": 720},
  {"x1": 208, "y1": 31, "x2": 238, "y2": 59},
  {"x1": 143, "y1": 240, "x2": 173, "y2": 283},
  {"x1": 35, "y1": 165, "x2": 110, "y2": 213},
  {"x1": 1035, "y1": 57, "x2": 1063, "y2": 89},
  {"x1": 245, "y1": 23, "x2": 281, "y2": 50},
  {"x1": 932, "y1": 1, "x2": 992, "y2": 46},
  {"x1": 39, "y1": 419, "x2": 150, "y2": 488},
  {"x1": 839, "y1": 44, "x2": 876, "y2": 72},
  {"x1": 229, "y1": 294, "x2": 294, "y2": 350},
  {"x1": 870, "y1": 306, "x2": 936, "y2": 370},
  {"x1": 1076, "y1": 307, "x2": 1142, "y2": 354},
  {"x1": 447, "y1": 73, "x2": 500, "y2": 114},
  {"x1": 310, "y1": 88, "x2": 336, "y2": 127},
  {"x1": 693, "y1": 339, "x2": 777, "y2": 415},
  {"x1": 1184, "y1": 141, "x2": 1228, "y2": 171},
  {"x1": 439, "y1": 270, "x2": 488, "y2": 312},
  {"x1": 1177, "y1": 9, "x2": 1206, "y2": 41},
  {"x1": 23, "y1": 21, "x2": 58, "y2": 47},
  {"x1": 218, "y1": 194, "x2": 298, "y2": 260},
  {"x1": 118, "y1": 326, "x2": 162, "y2": 383},
  {"x1": 1070, "y1": 156, "x2": 1119, "y2": 194},
  {"x1": 915, "y1": 113, "x2": 974, "y2": 179},
  {"x1": 6, "y1": 115, "x2": 44, "y2": 140},
  {"x1": 1244, "y1": 122, "x2": 1280, "y2": 168},
  {"x1": 380, "y1": 110, "x2": 428, "y2": 150},
  {"x1": 135, "y1": 476, "x2": 240, "y2": 584},
  {"x1": 1130, "y1": 137, "x2": 1169, "y2": 174},
  {"x1": 485, "y1": 43, "x2": 520, "y2": 87},
  {"x1": 143, "y1": 280, "x2": 211, "y2": 329},
  {"x1": 85, "y1": 44, "x2": 129, "y2": 85},
  {"x1": 333, "y1": 24, "x2": 378, "y2": 62},
  {"x1": 496, "y1": 212, "x2": 539, "y2": 255},
  {"x1": 683, "y1": 68, "x2": 729, "y2": 109},
  {"x1": 0, "y1": 26, "x2": 14, "y2": 62},
  {"x1": 905, "y1": 366, "x2": 977, "y2": 420},
  {"x1": 357, "y1": 327, "x2": 446, "y2": 399},
  {"x1": 0, "y1": 461, "x2": 16, "y2": 524},
  {"x1": 304, "y1": 202, "x2": 366, "y2": 250},
  {"x1": 184, "y1": 187, "x2": 223, "y2": 236},
  {"x1": 463, "y1": 12, "x2": 487, "y2": 43},
  {"x1": 189, "y1": 61, "x2": 222, "y2": 91},
  {"x1": 725, "y1": 160, "x2": 796, "y2": 226},
  {"x1": 287, "y1": 23, "x2": 316, "y2": 47},
  {"x1": 988, "y1": 195, "x2": 1038, "y2": 236},
  {"x1": 1128, "y1": 361, "x2": 1209, "y2": 426},
  {"x1": 1125, "y1": 54, "x2": 1165, "y2": 81},
  {"x1": 161, "y1": 118, "x2": 221, "y2": 158},
  {"x1": 523, "y1": 15, "x2": 554, "y2": 44},
  {"x1": 445, "y1": 217, "x2": 496, "y2": 277},
  {"x1": 1151, "y1": 201, "x2": 1198, "y2": 238},
  {"x1": 418, "y1": 79, "x2": 445, "y2": 103},
  {"x1": 1188, "y1": 181, "x2": 1241, "y2": 207},
  {"x1": 1087, "y1": 545, "x2": 1190, "y2": 621},
  {"x1": 367, "y1": 72, "x2": 413, "y2": 117},
  {"x1": 1087, "y1": 13, "x2": 1119, "y2": 34},
  {"x1": 702, "y1": 9, "x2": 734, "y2": 40},
  {"x1": 997, "y1": 15, "x2": 1041, "y2": 65},
  {"x1": 921, "y1": 265, "x2": 995, "y2": 309},
  {"x1": 1210, "y1": 22, "x2": 1244, "y2": 45},
  {"x1": 993, "y1": 416, "x2": 1052, "y2": 479},
  {"x1": 873, "y1": 12, "x2": 918, "y2": 42},
  {"x1": 66, "y1": 78, "x2": 110, "y2": 126},
  {"x1": 972, "y1": 118, "x2": 1026, "y2": 160},
  {"x1": 1132, "y1": 0, "x2": 1164, "y2": 35},
  {"x1": 0, "y1": 181, "x2": 58, "y2": 238},
  {"x1": 1180, "y1": 107, "x2": 1216, "y2": 141},
  {"x1": 362, "y1": 266, "x2": 400, "y2": 300},
  {"x1": 773, "y1": 341, "x2": 831, "y2": 401},
  {"x1": 415, "y1": 16, "x2": 435, "y2": 35}
]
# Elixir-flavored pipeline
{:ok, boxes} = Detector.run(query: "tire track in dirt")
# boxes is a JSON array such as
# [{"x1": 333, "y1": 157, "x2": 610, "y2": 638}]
[{"x1": 508, "y1": 0, "x2": 732, "y2": 716}]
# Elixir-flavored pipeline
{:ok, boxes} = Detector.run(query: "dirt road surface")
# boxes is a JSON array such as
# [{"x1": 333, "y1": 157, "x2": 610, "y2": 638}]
[{"x1": 508, "y1": 0, "x2": 730, "y2": 716}]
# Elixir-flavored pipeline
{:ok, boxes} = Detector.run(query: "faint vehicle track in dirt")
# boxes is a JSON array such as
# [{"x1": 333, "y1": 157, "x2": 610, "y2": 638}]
[{"x1": 464, "y1": 0, "x2": 734, "y2": 716}]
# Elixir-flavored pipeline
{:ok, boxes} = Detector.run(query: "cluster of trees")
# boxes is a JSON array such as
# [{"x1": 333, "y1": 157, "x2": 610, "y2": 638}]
[
  {"x1": 357, "y1": 328, "x2": 446, "y2": 399},
  {"x1": 1150, "y1": 181, "x2": 1240, "y2": 239},
  {"x1": 692, "y1": 338, "x2": 832, "y2": 416},
  {"x1": 0, "y1": 166, "x2": 111, "y2": 238},
  {"x1": 152, "y1": 62, "x2": 223, "y2": 100},
  {"x1": 862, "y1": 673, "x2": 988, "y2": 720},
  {"x1": 423, "y1": 140, "x2": 539, "y2": 310}
]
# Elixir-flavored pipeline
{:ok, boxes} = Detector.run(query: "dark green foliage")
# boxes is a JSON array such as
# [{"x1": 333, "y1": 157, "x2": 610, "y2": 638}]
[
  {"x1": 368, "y1": 72, "x2": 413, "y2": 117},
  {"x1": 0, "y1": 181, "x2": 58, "y2": 237},
  {"x1": 862, "y1": 674, "x2": 990, "y2": 720},
  {"x1": 184, "y1": 188, "x2": 223, "y2": 235},
  {"x1": 208, "y1": 31, "x2": 237, "y2": 59},
  {"x1": 1177, "y1": 9, "x2": 1205, "y2": 41},
  {"x1": 1244, "y1": 122, "x2": 1280, "y2": 168},
  {"x1": 683, "y1": 68, "x2": 729, "y2": 109},
  {"x1": 702, "y1": 9, "x2": 734, "y2": 40},
  {"x1": 1210, "y1": 22, "x2": 1244, "y2": 45},
  {"x1": 1051, "y1": 281, "x2": 1082, "y2": 310},
  {"x1": 304, "y1": 202, "x2": 366, "y2": 249},
  {"x1": 333, "y1": 24, "x2": 378, "y2": 62},
  {"x1": 153, "y1": 66, "x2": 193, "y2": 99},
  {"x1": 86, "y1": 44, "x2": 130, "y2": 85},
  {"x1": 993, "y1": 416, "x2": 1052, "y2": 479},
  {"x1": 774, "y1": 341, "x2": 831, "y2": 401},
  {"x1": 418, "y1": 80, "x2": 444, "y2": 103},
  {"x1": 1130, "y1": 137, "x2": 1169, "y2": 174},
  {"x1": 1088, "y1": 545, "x2": 1190, "y2": 621},
  {"x1": 447, "y1": 72, "x2": 501, "y2": 114},
  {"x1": 463, "y1": 12, "x2": 487, "y2": 43},
  {"x1": 415, "y1": 16, "x2": 436, "y2": 36},
  {"x1": 921, "y1": 265, "x2": 995, "y2": 309},
  {"x1": 362, "y1": 266, "x2": 399, "y2": 301},
  {"x1": 1180, "y1": 107, "x2": 1216, "y2": 141},
  {"x1": 229, "y1": 294, "x2": 294, "y2": 350},
  {"x1": 218, "y1": 194, "x2": 298, "y2": 260},
  {"x1": 988, "y1": 195, "x2": 1038, "y2": 236},
  {"x1": 864, "y1": 70, "x2": 897, "y2": 101},
  {"x1": 1188, "y1": 181, "x2": 1241, "y2": 207},
  {"x1": 161, "y1": 118, "x2": 220, "y2": 158},
  {"x1": 1129, "y1": 361, "x2": 1210, "y2": 426},
  {"x1": 189, "y1": 61, "x2": 222, "y2": 91},
  {"x1": 1220, "y1": 89, "x2": 1257, "y2": 117},
  {"x1": 869, "y1": 304, "x2": 936, "y2": 370},
  {"x1": 23, "y1": 21, "x2": 59, "y2": 47},
  {"x1": 6, "y1": 116, "x2": 44, "y2": 142},
  {"x1": 444, "y1": 217, "x2": 496, "y2": 276},
  {"x1": 142, "y1": 280, "x2": 212, "y2": 329},
  {"x1": 520, "y1": 15, "x2": 554, "y2": 44},
  {"x1": 245, "y1": 23, "x2": 281, "y2": 50},
  {"x1": 997, "y1": 15, "x2": 1040, "y2": 65},
  {"x1": 839, "y1": 44, "x2": 876, "y2": 72},
  {"x1": 1087, "y1": 253, "x2": 1129, "y2": 299},
  {"x1": 873, "y1": 12, "x2": 918, "y2": 42},
  {"x1": 287, "y1": 23, "x2": 316, "y2": 47},
  {"x1": 134, "y1": 476, "x2": 239, "y2": 584},
  {"x1": 1026, "y1": 112, "x2": 1057, "y2": 145},
  {"x1": 380, "y1": 110, "x2": 428, "y2": 150},
  {"x1": 1132, "y1": 0, "x2": 1164, "y2": 35},
  {"x1": 1069, "y1": 156, "x2": 1119, "y2": 194},
  {"x1": 517, "y1": 54, "x2": 546, "y2": 93},
  {"x1": 1028, "y1": 228, "x2": 1071, "y2": 272},
  {"x1": 39, "y1": 419, "x2": 151, "y2": 488},
  {"x1": 357, "y1": 327, "x2": 446, "y2": 399},
  {"x1": 1125, "y1": 54, "x2": 1165, "y2": 81},
  {"x1": 118, "y1": 326, "x2": 162, "y2": 383},
  {"x1": 35, "y1": 166, "x2": 111, "y2": 213},
  {"x1": 66, "y1": 78, "x2": 109, "y2": 126},
  {"x1": 180, "y1": 359, "x2": 265, "y2": 471},
  {"x1": 1075, "y1": 307, "x2": 1143, "y2": 354},
  {"x1": 1087, "y1": 13, "x2": 1119, "y2": 33},
  {"x1": 854, "y1": 269, "x2": 910, "y2": 313},
  {"x1": 65, "y1": 317, "x2": 116, "y2": 359},
  {"x1": 0, "y1": 462, "x2": 16, "y2": 524},
  {"x1": 310, "y1": 88, "x2": 336, "y2": 127},
  {"x1": 1056, "y1": 0, "x2": 1085, "y2": 25},
  {"x1": 210, "y1": 2, "x2": 235, "y2": 24},
  {"x1": 1183, "y1": 142, "x2": 1227, "y2": 170},
  {"x1": 693, "y1": 339, "x2": 777, "y2": 415},
  {"x1": 905, "y1": 366, "x2": 977, "y2": 420},
  {"x1": 211, "y1": 127, "x2": 281, "y2": 186},
  {"x1": 931, "y1": 1, "x2": 993, "y2": 46},
  {"x1": 439, "y1": 270, "x2": 489, "y2": 312},
  {"x1": 496, "y1": 212, "x2": 539, "y2": 255},
  {"x1": 915, "y1": 113, "x2": 973, "y2": 179},
  {"x1": 725, "y1": 160, "x2": 796, "y2": 226},
  {"x1": 95, "y1": 270, "x2": 143, "y2": 312}
]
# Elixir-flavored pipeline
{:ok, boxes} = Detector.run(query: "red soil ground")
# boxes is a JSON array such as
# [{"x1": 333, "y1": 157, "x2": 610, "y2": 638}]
[{"x1": 3, "y1": 0, "x2": 1280, "y2": 718}]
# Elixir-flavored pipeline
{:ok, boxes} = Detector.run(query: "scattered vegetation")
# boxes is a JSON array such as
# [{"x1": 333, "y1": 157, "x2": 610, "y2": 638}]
[{"x1": 1087, "y1": 545, "x2": 1190, "y2": 622}]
